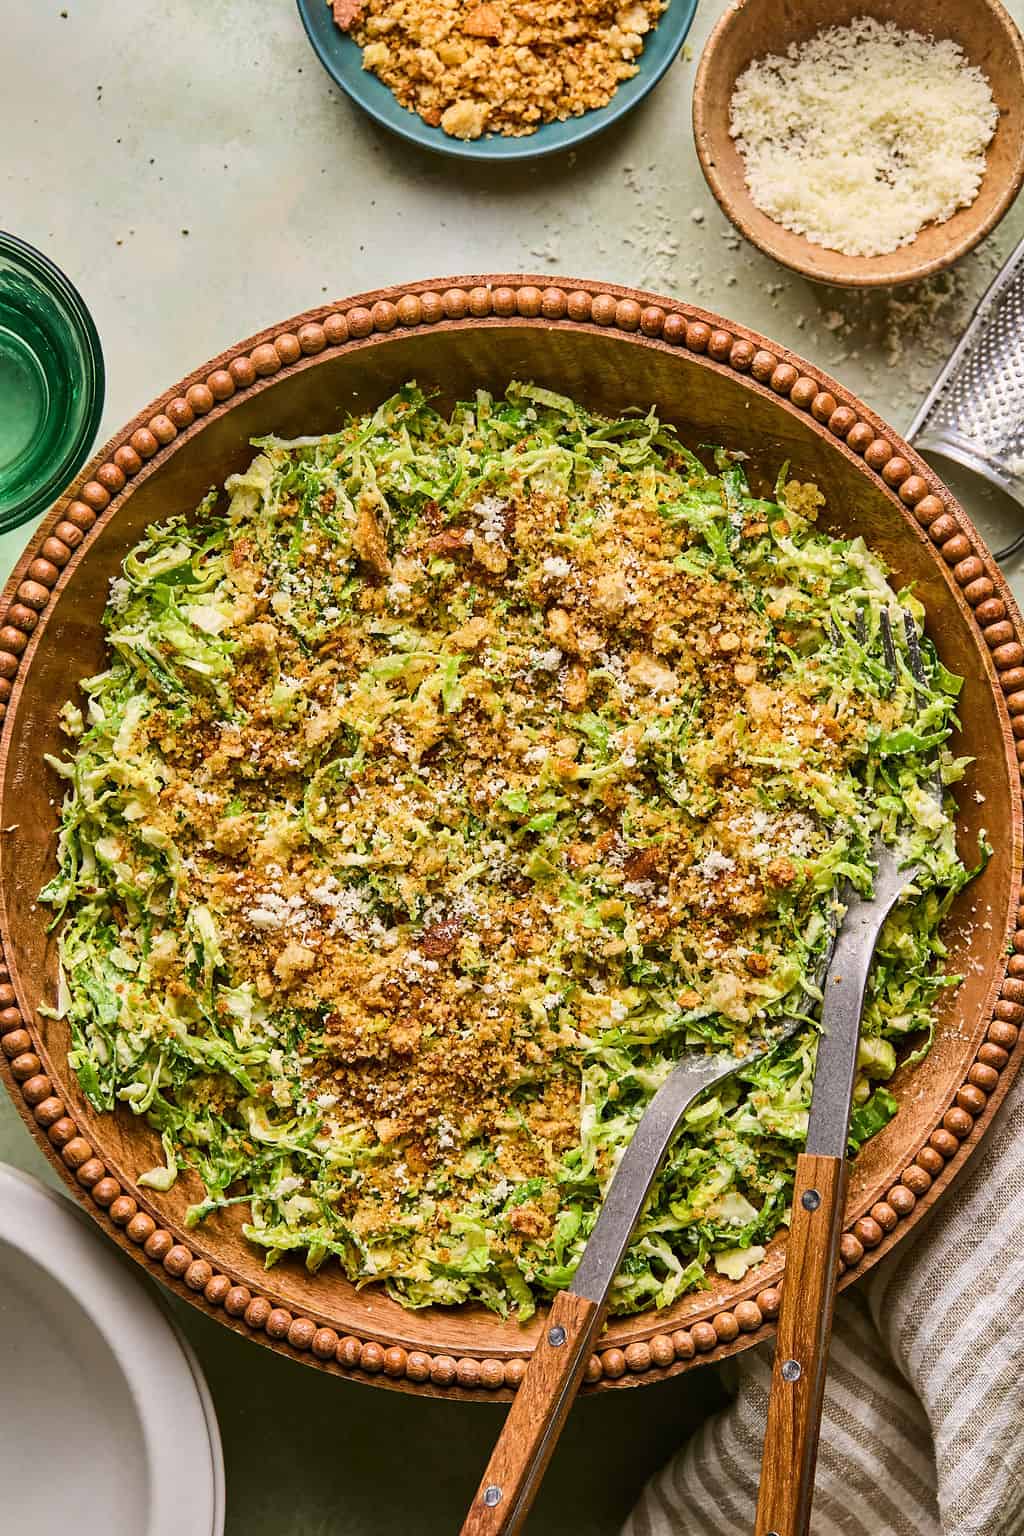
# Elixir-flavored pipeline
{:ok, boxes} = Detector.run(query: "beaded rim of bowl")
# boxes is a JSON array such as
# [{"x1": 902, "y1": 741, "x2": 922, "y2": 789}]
[{"x1": 0, "y1": 275, "x2": 1022, "y2": 1401}]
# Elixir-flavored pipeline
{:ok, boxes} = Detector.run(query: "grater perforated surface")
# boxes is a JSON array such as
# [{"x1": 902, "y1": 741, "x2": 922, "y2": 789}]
[{"x1": 910, "y1": 236, "x2": 1024, "y2": 501}]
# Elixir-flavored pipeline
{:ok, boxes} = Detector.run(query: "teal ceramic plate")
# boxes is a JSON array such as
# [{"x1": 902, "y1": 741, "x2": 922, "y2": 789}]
[{"x1": 296, "y1": 0, "x2": 699, "y2": 161}]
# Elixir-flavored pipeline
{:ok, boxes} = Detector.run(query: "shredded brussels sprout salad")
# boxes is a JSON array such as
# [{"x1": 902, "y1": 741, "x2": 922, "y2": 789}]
[{"x1": 41, "y1": 383, "x2": 983, "y2": 1318}]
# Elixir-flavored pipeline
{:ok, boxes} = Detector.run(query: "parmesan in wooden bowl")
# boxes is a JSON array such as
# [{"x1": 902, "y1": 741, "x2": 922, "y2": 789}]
[{"x1": 693, "y1": 0, "x2": 1024, "y2": 287}]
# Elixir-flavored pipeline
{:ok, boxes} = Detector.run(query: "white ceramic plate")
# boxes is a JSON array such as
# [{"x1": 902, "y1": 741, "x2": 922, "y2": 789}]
[{"x1": 0, "y1": 1163, "x2": 224, "y2": 1536}]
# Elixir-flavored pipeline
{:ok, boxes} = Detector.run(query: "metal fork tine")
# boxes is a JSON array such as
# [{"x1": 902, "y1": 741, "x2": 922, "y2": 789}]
[
  {"x1": 830, "y1": 609, "x2": 867, "y2": 650},
  {"x1": 854, "y1": 607, "x2": 868, "y2": 646},
  {"x1": 879, "y1": 608, "x2": 897, "y2": 675},
  {"x1": 902, "y1": 609, "x2": 928, "y2": 689}
]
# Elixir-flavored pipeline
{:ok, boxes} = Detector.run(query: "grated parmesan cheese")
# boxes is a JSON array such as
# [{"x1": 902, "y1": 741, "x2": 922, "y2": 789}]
[{"x1": 729, "y1": 17, "x2": 998, "y2": 257}]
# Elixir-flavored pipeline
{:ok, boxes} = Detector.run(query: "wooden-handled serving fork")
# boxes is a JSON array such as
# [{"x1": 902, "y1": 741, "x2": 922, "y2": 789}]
[
  {"x1": 752, "y1": 843, "x2": 909, "y2": 1536},
  {"x1": 754, "y1": 610, "x2": 938, "y2": 1536}
]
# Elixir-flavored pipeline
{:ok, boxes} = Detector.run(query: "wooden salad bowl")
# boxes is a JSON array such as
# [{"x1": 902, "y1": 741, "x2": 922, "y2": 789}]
[{"x1": 1, "y1": 276, "x2": 1022, "y2": 1401}]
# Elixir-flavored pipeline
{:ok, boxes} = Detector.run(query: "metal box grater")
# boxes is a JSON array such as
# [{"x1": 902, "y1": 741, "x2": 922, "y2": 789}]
[{"x1": 908, "y1": 235, "x2": 1024, "y2": 558}]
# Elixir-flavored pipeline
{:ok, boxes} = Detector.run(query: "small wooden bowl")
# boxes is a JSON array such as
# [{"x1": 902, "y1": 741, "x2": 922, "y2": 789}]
[
  {"x1": 693, "y1": 0, "x2": 1024, "y2": 287},
  {"x1": 0, "y1": 277, "x2": 1022, "y2": 1401}
]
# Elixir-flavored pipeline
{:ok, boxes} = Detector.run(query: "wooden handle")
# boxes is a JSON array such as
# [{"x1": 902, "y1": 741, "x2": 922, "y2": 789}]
[
  {"x1": 755, "y1": 1152, "x2": 849, "y2": 1536},
  {"x1": 460, "y1": 1289, "x2": 605, "y2": 1536}
]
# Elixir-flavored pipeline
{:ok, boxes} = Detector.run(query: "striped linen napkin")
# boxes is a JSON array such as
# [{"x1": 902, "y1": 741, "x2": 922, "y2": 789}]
[{"x1": 623, "y1": 1072, "x2": 1024, "y2": 1536}]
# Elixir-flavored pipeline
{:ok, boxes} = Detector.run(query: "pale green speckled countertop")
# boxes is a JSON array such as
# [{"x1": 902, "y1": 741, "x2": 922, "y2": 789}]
[{"x1": 4, "y1": 2, "x2": 1024, "y2": 1530}]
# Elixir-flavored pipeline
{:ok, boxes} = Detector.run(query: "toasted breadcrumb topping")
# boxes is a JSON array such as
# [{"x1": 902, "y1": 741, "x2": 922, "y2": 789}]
[{"x1": 333, "y1": 0, "x2": 667, "y2": 139}]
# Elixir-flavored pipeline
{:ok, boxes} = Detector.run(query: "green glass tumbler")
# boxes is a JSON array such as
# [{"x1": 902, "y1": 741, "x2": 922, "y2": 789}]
[{"x1": 0, "y1": 233, "x2": 105, "y2": 533}]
